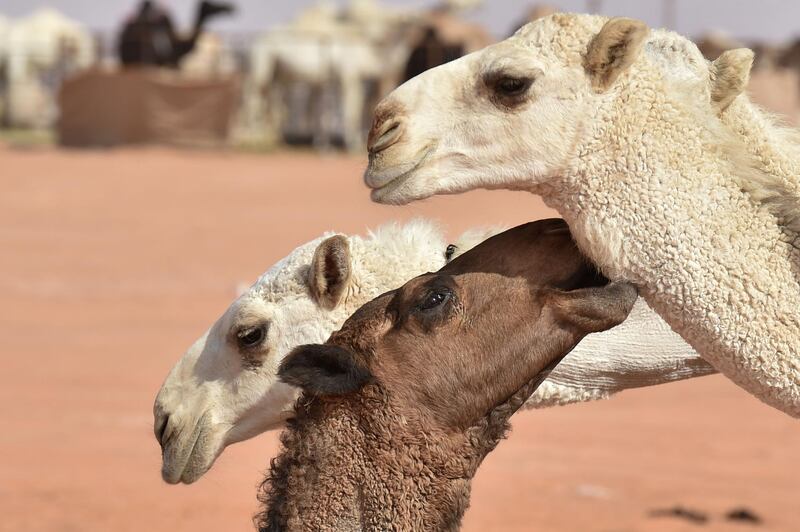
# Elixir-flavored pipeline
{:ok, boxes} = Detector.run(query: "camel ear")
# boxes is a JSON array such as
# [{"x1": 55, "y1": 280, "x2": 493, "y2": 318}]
[
  {"x1": 585, "y1": 17, "x2": 649, "y2": 90},
  {"x1": 309, "y1": 235, "x2": 352, "y2": 309},
  {"x1": 710, "y1": 48, "x2": 754, "y2": 112},
  {"x1": 547, "y1": 281, "x2": 638, "y2": 334},
  {"x1": 279, "y1": 344, "x2": 373, "y2": 396}
]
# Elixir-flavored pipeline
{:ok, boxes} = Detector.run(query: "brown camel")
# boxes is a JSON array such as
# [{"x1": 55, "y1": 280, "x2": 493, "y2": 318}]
[
  {"x1": 257, "y1": 219, "x2": 638, "y2": 531},
  {"x1": 117, "y1": 0, "x2": 234, "y2": 68}
]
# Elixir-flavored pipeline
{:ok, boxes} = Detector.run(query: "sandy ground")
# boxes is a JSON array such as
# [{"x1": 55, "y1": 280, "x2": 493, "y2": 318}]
[{"x1": 1, "y1": 145, "x2": 798, "y2": 532}]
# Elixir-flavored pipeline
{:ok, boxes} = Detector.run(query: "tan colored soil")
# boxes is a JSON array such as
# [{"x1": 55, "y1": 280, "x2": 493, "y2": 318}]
[{"x1": 1, "y1": 145, "x2": 797, "y2": 531}]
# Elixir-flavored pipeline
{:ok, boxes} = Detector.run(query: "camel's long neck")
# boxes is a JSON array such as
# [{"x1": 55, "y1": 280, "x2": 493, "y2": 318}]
[
  {"x1": 539, "y1": 76, "x2": 800, "y2": 416},
  {"x1": 544, "y1": 76, "x2": 779, "y2": 280},
  {"x1": 722, "y1": 97, "x2": 800, "y2": 193},
  {"x1": 258, "y1": 393, "x2": 475, "y2": 532}
]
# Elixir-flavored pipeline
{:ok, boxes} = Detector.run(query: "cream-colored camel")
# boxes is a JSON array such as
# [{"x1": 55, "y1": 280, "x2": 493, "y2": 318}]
[
  {"x1": 248, "y1": 30, "x2": 385, "y2": 150},
  {"x1": 154, "y1": 219, "x2": 713, "y2": 484},
  {"x1": 3, "y1": 8, "x2": 94, "y2": 128},
  {"x1": 244, "y1": 1, "x2": 489, "y2": 150},
  {"x1": 245, "y1": 2, "x2": 409, "y2": 151},
  {"x1": 364, "y1": 13, "x2": 800, "y2": 417}
]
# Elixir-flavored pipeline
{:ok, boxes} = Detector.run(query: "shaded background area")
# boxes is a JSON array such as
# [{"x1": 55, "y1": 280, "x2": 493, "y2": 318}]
[{"x1": 1, "y1": 147, "x2": 798, "y2": 531}]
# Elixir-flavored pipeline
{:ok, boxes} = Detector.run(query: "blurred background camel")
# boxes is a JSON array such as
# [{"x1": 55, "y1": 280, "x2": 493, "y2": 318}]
[{"x1": 117, "y1": 0, "x2": 234, "y2": 68}]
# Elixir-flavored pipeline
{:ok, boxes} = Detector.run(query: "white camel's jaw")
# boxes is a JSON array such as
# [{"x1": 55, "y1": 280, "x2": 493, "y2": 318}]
[
  {"x1": 365, "y1": 146, "x2": 435, "y2": 204},
  {"x1": 159, "y1": 412, "x2": 226, "y2": 485},
  {"x1": 161, "y1": 406, "x2": 298, "y2": 484}
]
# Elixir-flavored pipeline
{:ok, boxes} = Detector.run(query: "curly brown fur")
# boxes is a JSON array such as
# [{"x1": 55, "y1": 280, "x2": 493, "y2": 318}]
[
  {"x1": 255, "y1": 387, "x2": 476, "y2": 532},
  {"x1": 256, "y1": 377, "x2": 562, "y2": 532}
]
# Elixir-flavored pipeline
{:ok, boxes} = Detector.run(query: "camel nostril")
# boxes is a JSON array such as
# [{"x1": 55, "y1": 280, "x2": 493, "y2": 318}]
[{"x1": 368, "y1": 120, "x2": 404, "y2": 154}]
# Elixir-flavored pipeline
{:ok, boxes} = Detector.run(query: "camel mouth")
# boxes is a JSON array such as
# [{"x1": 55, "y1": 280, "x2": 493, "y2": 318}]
[
  {"x1": 161, "y1": 413, "x2": 218, "y2": 485},
  {"x1": 364, "y1": 146, "x2": 433, "y2": 203}
]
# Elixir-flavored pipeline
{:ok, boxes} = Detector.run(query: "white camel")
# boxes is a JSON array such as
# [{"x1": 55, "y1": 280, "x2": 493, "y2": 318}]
[
  {"x1": 245, "y1": 1, "x2": 407, "y2": 151},
  {"x1": 154, "y1": 219, "x2": 713, "y2": 484},
  {"x1": 2, "y1": 8, "x2": 94, "y2": 128},
  {"x1": 364, "y1": 13, "x2": 800, "y2": 417},
  {"x1": 244, "y1": 1, "x2": 486, "y2": 151},
  {"x1": 248, "y1": 28, "x2": 386, "y2": 150}
]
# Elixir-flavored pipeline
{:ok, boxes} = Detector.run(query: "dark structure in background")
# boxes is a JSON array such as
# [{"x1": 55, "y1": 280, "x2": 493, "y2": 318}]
[
  {"x1": 402, "y1": 25, "x2": 464, "y2": 83},
  {"x1": 118, "y1": 0, "x2": 234, "y2": 68},
  {"x1": 400, "y1": 7, "x2": 492, "y2": 85}
]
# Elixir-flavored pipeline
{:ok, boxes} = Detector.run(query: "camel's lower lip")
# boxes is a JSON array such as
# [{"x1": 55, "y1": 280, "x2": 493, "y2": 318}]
[
  {"x1": 161, "y1": 415, "x2": 208, "y2": 484},
  {"x1": 369, "y1": 166, "x2": 418, "y2": 203},
  {"x1": 366, "y1": 148, "x2": 432, "y2": 202}
]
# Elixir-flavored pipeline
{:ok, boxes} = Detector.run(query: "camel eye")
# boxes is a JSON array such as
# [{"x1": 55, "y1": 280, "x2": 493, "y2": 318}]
[
  {"x1": 494, "y1": 76, "x2": 532, "y2": 97},
  {"x1": 418, "y1": 289, "x2": 451, "y2": 311},
  {"x1": 237, "y1": 325, "x2": 266, "y2": 349}
]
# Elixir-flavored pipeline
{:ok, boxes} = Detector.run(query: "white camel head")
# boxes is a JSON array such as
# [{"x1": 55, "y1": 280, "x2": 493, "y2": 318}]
[
  {"x1": 365, "y1": 14, "x2": 798, "y2": 232},
  {"x1": 153, "y1": 220, "x2": 458, "y2": 484},
  {"x1": 364, "y1": 14, "x2": 671, "y2": 204}
]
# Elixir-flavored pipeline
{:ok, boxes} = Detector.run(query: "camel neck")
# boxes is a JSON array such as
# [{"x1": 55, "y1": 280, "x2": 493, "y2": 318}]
[
  {"x1": 257, "y1": 389, "x2": 476, "y2": 532},
  {"x1": 722, "y1": 98, "x2": 800, "y2": 191}
]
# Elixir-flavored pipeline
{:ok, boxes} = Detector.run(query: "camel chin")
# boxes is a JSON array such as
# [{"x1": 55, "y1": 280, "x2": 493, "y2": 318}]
[
  {"x1": 367, "y1": 159, "x2": 505, "y2": 207},
  {"x1": 367, "y1": 166, "x2": 433, "y2": 205},
  {"x1": 366, "y1": 147, "x2": 473, "y2": 206},
  {"x1": 161, "y1": 419, "x2": 226, "y2": 485}
]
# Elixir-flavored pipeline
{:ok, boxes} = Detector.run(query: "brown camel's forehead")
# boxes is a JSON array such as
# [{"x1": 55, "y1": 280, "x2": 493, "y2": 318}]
[
  {"x1": 329, "y1": 269, "x2": 530, "y2": 348},
  {"x1": 441, "y1": 219, "x2": 580, "y2": 282},
  {"x1": 325, "y1": 219, "x2": 593, "y2": 364},
  {"x1": 329, "y1": 273, "x2": 454, "y2": 343}
]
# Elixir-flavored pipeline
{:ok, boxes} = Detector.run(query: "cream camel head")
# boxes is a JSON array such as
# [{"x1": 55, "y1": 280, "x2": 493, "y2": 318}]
[
  {"x1": 364, "y1": 13, "x2": 655, "y2": 204},
  {"x1": 153, "y1": 221, "x2": 455, "y2": 484}
]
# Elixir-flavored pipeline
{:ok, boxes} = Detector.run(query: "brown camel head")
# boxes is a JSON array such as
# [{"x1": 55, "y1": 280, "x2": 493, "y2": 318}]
[{"x1": 280, "y1": 218, "x2": 638, "y2": 436}]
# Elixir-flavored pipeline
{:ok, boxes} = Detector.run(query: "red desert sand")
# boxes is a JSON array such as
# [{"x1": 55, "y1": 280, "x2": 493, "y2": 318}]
[{"x1": 1, "y1": 145, "x2": 798, "y2": 531}]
